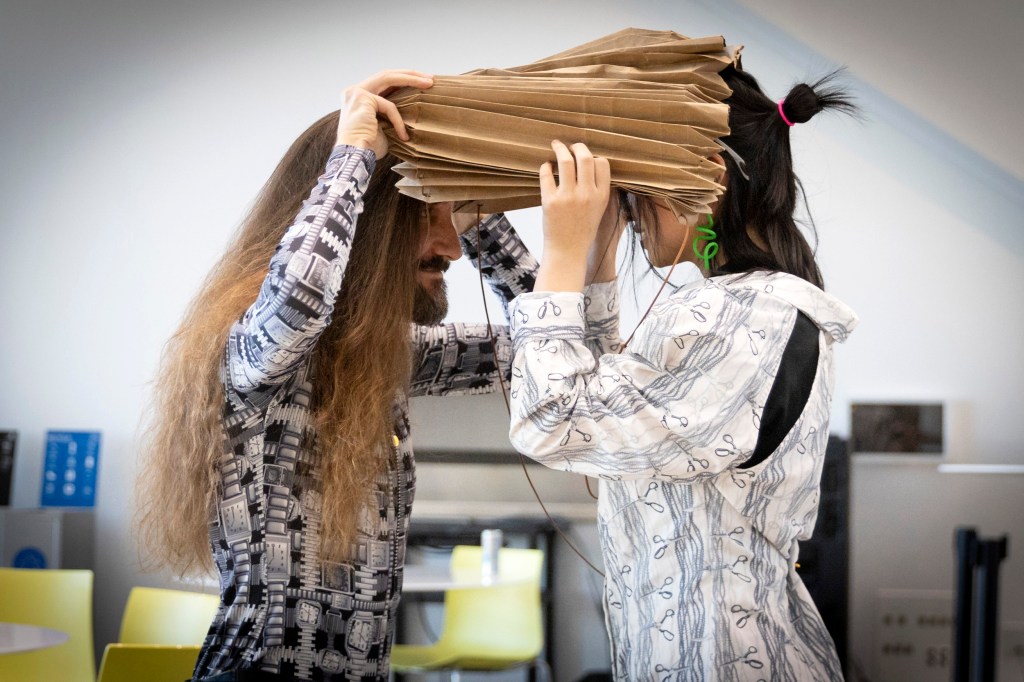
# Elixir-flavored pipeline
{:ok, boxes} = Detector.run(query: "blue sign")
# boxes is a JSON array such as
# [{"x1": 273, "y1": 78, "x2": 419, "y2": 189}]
[{"x1": 41, "y1": 431, "x2": 101, "y2": 507}]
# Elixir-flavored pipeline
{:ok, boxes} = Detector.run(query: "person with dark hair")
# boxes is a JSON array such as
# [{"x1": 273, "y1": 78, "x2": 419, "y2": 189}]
[
  {"x1": 508, "y1": 67, "x2": 859, "y2": 679},
  {"x1": 136, "y1": 70, "x2": 537, "y2": 681}
]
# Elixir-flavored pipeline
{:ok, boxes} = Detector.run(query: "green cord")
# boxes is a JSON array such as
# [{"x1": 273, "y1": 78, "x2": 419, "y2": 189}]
[{"x1": 692, "y1": 214, "x2": 718, "y2": 271}]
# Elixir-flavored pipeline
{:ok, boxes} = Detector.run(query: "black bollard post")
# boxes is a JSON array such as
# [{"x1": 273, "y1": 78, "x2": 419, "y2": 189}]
[
  {"x1": 971, "y1": 536, "x2": 1008, "y2": 682},
  {"x1": 953, "y1": 527, "x2": 977, "y2": 682}
]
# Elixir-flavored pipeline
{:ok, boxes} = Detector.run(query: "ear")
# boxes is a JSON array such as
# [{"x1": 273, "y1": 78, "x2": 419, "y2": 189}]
[{"x1": 708, "y1": 152, "x2": 727, "y2": 185}]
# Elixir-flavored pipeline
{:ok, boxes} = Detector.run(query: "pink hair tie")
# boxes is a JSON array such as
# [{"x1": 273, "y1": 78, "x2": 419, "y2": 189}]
[{"x1": 777, "y1": 99, "x2": 795, "y2": 127}]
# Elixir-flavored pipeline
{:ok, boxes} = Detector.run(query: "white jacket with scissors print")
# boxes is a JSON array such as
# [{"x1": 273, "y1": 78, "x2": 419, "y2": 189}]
[{"x1": 508, "y1": 271, "x2": 858, "y2": 681}]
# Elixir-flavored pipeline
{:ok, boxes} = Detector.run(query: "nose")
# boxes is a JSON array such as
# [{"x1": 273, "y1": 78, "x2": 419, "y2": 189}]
[
  {"x1": 436, "y1": 220, "x2": 462, "y2": 262},
  {"x1": 426, "y1": 206, "x2": 462, "y2": 262}
]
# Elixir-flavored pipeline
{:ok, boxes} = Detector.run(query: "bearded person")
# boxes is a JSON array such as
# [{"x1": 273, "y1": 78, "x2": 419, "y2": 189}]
[{"x1": 136, "y1": 70, "x2": 536, "y2": 682}]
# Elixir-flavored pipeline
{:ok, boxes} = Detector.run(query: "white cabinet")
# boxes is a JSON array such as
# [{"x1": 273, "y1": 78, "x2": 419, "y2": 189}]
[{"x1": 0, "y1": 508, "x2": 94, "y2": 569}]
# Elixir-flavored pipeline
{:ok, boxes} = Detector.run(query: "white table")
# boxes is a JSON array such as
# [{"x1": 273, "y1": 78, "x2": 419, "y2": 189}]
[{"x1": 0, "y1": 622, "x2": 69, "y2": 655}]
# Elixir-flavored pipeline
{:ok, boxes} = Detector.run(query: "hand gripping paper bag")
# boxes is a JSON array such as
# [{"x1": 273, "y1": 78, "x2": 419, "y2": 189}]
[{"x1": 384, "y1": 28, "x2": 742, "y2": 219}]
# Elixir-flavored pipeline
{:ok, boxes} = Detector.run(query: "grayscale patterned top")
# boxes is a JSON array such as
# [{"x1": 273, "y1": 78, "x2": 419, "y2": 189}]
[{"x1": 194, "y1": 146, "x2": 536, "y2": 681}]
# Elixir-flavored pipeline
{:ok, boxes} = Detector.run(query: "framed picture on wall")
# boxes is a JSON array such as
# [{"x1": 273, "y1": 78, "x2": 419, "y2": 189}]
[{"x1": 849, "y1": 402, "x2": 945, "y2": 456}]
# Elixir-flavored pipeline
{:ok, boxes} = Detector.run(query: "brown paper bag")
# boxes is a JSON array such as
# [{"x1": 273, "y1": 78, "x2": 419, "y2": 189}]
[{"x1": 384, "y1": 28, "x2": 741, "y2": 217}]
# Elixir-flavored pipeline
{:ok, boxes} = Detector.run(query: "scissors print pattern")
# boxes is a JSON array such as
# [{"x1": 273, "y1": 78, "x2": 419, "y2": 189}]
[{"x1": 508, "y1": 270, "x2": 857, "y2": 680}]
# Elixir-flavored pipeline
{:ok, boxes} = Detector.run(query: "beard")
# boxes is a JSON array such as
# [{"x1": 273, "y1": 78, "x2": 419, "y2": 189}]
[{"x1": 412, "y1": 279, "x2": 448, "y2": 326}]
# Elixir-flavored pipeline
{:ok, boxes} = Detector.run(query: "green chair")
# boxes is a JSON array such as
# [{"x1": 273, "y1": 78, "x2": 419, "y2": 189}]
[
  {"x1": 94, "y1": 585, "x2": 218, "y2": 682},
  {"x1": 117, "y1": 586, "x2": 219, "y2": 645},
  {"x1": 97, "y1": 644, "x2": 202, "y2": 682},
  {"x1": 0, "y1": 567, "x2": 95, "y2": 682},
  {"x1": 392, "y1": 546, "x2": 549, "y2": 681}
]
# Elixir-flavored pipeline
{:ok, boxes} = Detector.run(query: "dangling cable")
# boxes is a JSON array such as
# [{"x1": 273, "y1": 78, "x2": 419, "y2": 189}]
[
  {"x1": 471, "y1": 196, "x2": 690, "y2": 576},
  {"x1": 579, "y1": 193, "x2": 623, "y2": 501},
  {"x1": 619, "y1": 225, "x2": 689, "y2": 353},
  {"x1": 473, "y1": 205, "x2": 606, "y2": 577}
]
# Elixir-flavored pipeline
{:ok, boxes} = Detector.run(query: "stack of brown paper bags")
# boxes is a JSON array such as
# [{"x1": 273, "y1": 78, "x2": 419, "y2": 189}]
[{"x1": 385, "y1": 28, "x2": 741, "y2": 218}]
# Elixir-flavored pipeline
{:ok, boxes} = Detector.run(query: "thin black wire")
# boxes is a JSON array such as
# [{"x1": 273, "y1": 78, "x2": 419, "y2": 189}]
[
  {"x1": 579, "y1": 203, "x2": 622, "y2": 503},
  {"x1": 474, "y1": 205, "x2": 606, "y2": 578},
  {"x1": 471, "y1": 201, "x2": 691, "y2": 578},
  {"x1": 619, "y1": 227, "x2": 689, "y2": 353}
]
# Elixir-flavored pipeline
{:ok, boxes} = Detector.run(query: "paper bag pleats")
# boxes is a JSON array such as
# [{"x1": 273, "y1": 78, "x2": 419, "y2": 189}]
[{"x1": 384, "y1": 28, "x2": 741, "y2": 217}]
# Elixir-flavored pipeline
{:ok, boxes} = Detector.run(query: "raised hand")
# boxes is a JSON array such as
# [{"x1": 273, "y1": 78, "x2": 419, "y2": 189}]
[
  {"x1": 336, "y1": 70, "x2": 433, "y2": 158},
  {"x1": 535, "y1": 140, "x2": 612, "y2": 292}
]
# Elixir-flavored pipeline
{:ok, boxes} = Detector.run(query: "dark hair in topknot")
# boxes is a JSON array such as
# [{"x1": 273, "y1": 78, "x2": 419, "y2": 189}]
[
  {"x1": 779, "y1": 71, "x2": 859, "y2": 126},
  {"x1": 709, "y1": 66, "x2": 858, "y2": 289},
  {"x1": 622, "y1": 65, "x2": 858, "y2": 291}
]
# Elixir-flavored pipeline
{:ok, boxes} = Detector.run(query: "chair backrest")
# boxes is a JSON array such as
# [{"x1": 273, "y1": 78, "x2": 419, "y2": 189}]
[
  {"x1": 0, "y1": 567, "x2": 95, "y2": 682},
  {"x1": 438, "y1": 546, "x2": 544, "y2": 666},
  {"x1": 118, "y1": 586, "x2": 219, "y2": 645},
  {"x1": 97, "y1": 644, "x2": 202, "y2": 682}
]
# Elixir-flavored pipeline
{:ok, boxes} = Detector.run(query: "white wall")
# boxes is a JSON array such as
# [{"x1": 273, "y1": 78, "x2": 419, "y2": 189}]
[
  {"x1": 2, "y1": 0, "x2": 1022, "y2": 678},
  {"x1": 733, "y1": 0, "x2": 1024, "y2": 183}
]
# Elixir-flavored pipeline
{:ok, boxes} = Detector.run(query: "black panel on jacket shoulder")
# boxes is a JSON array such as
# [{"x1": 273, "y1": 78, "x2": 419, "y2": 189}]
[{"x1": 739, "y1": 311, "x2": 819, "y2": 470}]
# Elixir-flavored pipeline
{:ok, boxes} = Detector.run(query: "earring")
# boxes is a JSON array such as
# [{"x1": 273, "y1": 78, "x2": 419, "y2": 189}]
[{"x1": 692, "y1": 214, "x2": 718, "y2": 271}]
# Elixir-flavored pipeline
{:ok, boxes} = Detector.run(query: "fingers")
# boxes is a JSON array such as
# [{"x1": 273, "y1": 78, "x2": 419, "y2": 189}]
[
  {"x1": 551, "y1": 140, "x2": 576, "y2": 188},
  {"x1": 336, "y1": 70, "x2": 432, "y2": 154},
  {"x1": 548, "y1": 141, "x2": 609, "y2": 191},
  {"x1": 373, "y1": 95, "x2": 408, "y2": 140},
  {"x1": 539, "y1": 161, "x2": 557, "y2": 197},
  {"x1": 569, "y1": 143, "x2": 595, "y2": 188},
  {"x1": 539, "y1": 139, "x2": 613, "y2": 247},
  {"x1": 595, "y1": 156, "x2": 611, "y2": 193},
  {"x1": 358, "y1": 70, "x2": 433, "y2": 96}
]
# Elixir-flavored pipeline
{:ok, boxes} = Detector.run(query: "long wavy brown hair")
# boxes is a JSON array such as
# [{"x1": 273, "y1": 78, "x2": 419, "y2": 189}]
[{"x1": 136, "y1": 111, "x2": 424, "y2": 574}]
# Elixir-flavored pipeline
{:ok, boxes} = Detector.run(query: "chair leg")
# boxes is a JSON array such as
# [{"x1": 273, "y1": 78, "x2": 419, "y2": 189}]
[{"x1": 532, "y1": 657, "x2": 553, "y2": 682}]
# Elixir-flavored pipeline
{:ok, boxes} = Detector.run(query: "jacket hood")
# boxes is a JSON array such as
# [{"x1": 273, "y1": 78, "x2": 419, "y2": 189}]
[{"x1": 717, "y1": 271, "x2": 859, "y2": 343}]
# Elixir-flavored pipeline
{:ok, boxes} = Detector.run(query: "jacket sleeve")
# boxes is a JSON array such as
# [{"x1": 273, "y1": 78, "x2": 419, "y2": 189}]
[
  {"x1": 408, "y1": 322, "x2": 511, "y2": 397},
  {"x1": 458, "y1": 213, "x2": 537, "y2": 319},
  {"x1": 407, "y1": 214, "x2": 537, "y2": 398},
  {"x1": 224, "y1": 146, "x2": 375, "y2": 399},
  {"x1": 408, "y1": 281, "x2": 615, "y2": 398},
  {"x1": 507, "y1": 282, "x2": 793, "y2": 481},
  {"x1": 582, "y1": 280, "x2": 621, "y2": 359}
]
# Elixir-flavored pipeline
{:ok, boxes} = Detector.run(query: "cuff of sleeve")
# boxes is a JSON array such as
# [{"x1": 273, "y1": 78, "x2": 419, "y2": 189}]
[
  {"x1": 583, "y1": 280, "x2": 618, "y2": 315},
  {"x1": 325, "y1": 144, "x2": 377, "y2": 179},
  {"x1": 510, "y1": 292, "x2": 586, "y2": 338}
]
